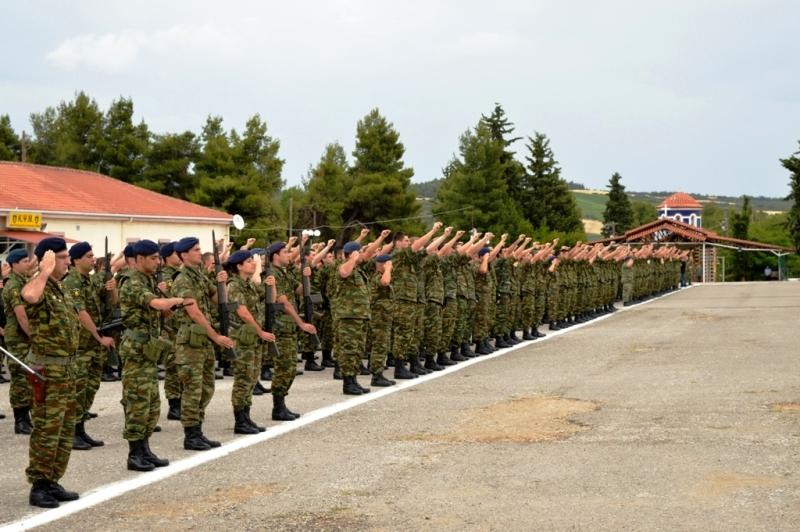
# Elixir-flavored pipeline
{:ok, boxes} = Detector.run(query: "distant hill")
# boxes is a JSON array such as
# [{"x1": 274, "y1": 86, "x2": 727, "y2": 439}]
[{"x1": 411, "y1": 179, "x2": 791, "y2": 220}]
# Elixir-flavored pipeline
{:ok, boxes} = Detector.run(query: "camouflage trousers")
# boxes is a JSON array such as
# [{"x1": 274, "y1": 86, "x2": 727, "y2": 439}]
[
  {"x1": 299, "y1": 306, "x2": 324, "y2": 354},
  {"x1": 520, "y1": 291, "x2": 535, "y2": 329},
  {"x1": 622, "y1": 268, "x2": 634, "y2": 304},
  {"x1": 391, "y1": 300, "x2": 418, "y2": 362},
  {"x1": 26, "y1": 363, "x2": 76, "y2": 484},
  {"x1": 272, "y1": 328, "x2": 297, "y2": 397},
  {"x1": 453, "y1": 297, "x2": 470, "y2": 345},
  {"x1": 472, "y1": 295, "x2": 492, "y2": 341},
  {"x1": 231, "y1": 343, "x2": 260, "y2": 410},
  {"x1": 547, "y1": 280, "x2": 561, "y2": 322},
  {"x1": 6, "y1": 345, "x2": 32, "y2": 409},
  {"x1": 163, "y1": 331, "x2": 182, "y2": 400},
  {"x1": 369, "y1": 308, "x2": 393, "y2": 374},
  {"x1": 121, "y1": 342, "x2": 160, "y2": 441},
  {"x1": 415, "y1": 301, "x2": 425, "y2": 353},
  {"x1": 335, "y1": 318, "x2": 368, "y2": 377},
  {"x1": 495, "y1": 293, "x2": 513, "y2": 336},
  {"x1": 439, "y1": 298, "x2": 458, "y2": 352},
  {"x1": 176, "y1": 339, "x2": 216, "y2": 428},
  {"x1": 422, "y1": 301, "x2": 443, "y2": 354},
  {"x1": 74, "y1": 346, "x2": 104, "y2": 422},
  {"x1": 320, "y1": 308, "x2": 334, "y2": 351}
]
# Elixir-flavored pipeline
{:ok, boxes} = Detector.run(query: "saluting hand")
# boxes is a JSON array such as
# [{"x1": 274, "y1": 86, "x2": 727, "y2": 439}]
[
  {"x1": 39, "y1": 250, "x2": 56, "y2": 277},
  {"x1": 360, "y1": 228, "x2": 370, "y2": 239},
  {"x1": 380, "y1": 229, "x2": 391, "y2": 239}
]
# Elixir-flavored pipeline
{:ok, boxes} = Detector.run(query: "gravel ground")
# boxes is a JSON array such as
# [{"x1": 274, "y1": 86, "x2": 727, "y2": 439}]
[{"x1": 1, "y1": 282, "x2": 799, "y2": 531}]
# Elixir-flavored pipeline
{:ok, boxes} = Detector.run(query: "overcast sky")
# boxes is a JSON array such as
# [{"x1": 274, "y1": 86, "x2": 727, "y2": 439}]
[{"x1": 2, "y1": 1, "x2": 798, "y2": 197}]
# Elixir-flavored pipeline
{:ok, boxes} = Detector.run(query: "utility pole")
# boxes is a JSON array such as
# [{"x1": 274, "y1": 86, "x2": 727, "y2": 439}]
[
  {"x1": 288, "y1": 197, "x2": 293, "y2": 237},
  {"x1": 20, "y1": 131, "x2": 27, "y2": 162}
]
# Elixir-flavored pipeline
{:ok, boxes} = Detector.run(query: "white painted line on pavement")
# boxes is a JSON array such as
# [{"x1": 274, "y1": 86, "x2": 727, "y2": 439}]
[{"x1": 1, "y1": 286, "x2": 689, "y2": 531}]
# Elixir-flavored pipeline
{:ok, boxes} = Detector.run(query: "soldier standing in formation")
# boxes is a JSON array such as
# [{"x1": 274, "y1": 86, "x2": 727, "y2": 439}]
[{"x1": 3, "y1": 249, "x2": 34, "y2": 435}]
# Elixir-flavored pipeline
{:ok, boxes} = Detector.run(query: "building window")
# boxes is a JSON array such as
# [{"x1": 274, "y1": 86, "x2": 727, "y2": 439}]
[
  {"x1": 673, "y1": 214, "x2": 683, "y2": 222},
  {"x1": 689, "y1": 213, "x2": 697, "y2": 226}
]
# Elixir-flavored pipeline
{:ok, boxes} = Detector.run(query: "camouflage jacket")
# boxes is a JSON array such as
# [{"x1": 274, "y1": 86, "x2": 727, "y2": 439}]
[
  {"x1": 172, "y1": 265, "x2": 215, "y2": 329},
  {"x1": 273, "y1": 265, "x2": 298, "y2": 332},
  {"x1": 62, "y1": 268, "x2": 105, "y2": 349},
  {"x1": 119, "y1": 269, "x2": 160, "y2": 336},
  {"x1": 2, "y1": 272, "x2": 29, "y2": 350},
  {"x1": 442, "y1": 254, "x2": 458, "y2": 300},
  {"x1": 26, "y1": 277, "x2": 80, "y2": 358},
  {"x1": 330, "y1": 260, "x2": 371, "y2": 321},
  {"x1": 369, "y1": 270, "x2": 393, "y2": 316},
  {"x1": 422, "y1": 254, "x2": 444, "y2": 305},
  {"x1": 227, "y1": 274, "x2": 264, "y2": 330},
  {"x1": 392, "y1": 247, "x2": 423, "y2": 303}
]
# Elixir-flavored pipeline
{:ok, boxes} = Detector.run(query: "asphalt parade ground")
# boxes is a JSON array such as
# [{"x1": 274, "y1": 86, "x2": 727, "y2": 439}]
[{"x1": 1, "y1": 282, "x2": 799, "y2": 531}]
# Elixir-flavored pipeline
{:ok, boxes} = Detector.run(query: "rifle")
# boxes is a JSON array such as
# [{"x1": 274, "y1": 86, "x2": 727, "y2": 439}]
[
  {"x1": 264, "y1": 249, "x2": 283, "y2": 358},
  {"x1": 300, "y1": 236, "x2": 322, "y2": 347},
  {"x1": 212, "y1": 230, "x2": 238, "y2": 359},
  {"x1": 155, "y1": 263, "x2": 168, "y2": 333},
  {"x1": 100, "y1": 236, "x2": 121, "y2": 368},
  {"x1": 0, "y1": 345, "x2": 46, "y2": 382}
]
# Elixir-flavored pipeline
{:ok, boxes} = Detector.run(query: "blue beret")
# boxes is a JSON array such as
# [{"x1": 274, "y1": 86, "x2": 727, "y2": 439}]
[
  {"x1": 267, "y1": 241, "x2": 286, "y2": 259},
  {"x1": 34, "y1": 237, "x2": 67, "y2": 260},
  {"x1": 6, "y1": 248, "x2": 29, "y2": 265},
  {"x1": 226, "y1": 250, "x2": 252, "y2": 266},
  {"x1": 133, "y1": 239, "x2": 160, "y2": 256},
  {"x1": 123, "y1": 243, "x2": 136, "y2": 258},
  {"x1": 343, "y1": 241, "x2": 361, "y2": 254},
  {"x1": 175, "y1": 237, "x2": 199, "y2": 254},
  {"x1": 478, "y1": 246, "x2": 491, "y2": 257},
  {"x1": 374, "y1": 253, "x2": 392, "y2": 263},
  {"x1": 69, "y1": 241, "x2": 92, "y2": 260},
  {"x1": 159, "y1": 242, "x2": 175, "y2": 259}
]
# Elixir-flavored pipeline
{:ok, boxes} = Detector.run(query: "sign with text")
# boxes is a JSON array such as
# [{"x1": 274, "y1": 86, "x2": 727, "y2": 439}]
[{"x1": 6, "y1": 211, "x2": 43, "y2": 230}]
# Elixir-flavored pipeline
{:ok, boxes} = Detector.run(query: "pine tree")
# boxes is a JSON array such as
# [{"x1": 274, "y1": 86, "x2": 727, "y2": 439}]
[
  {"x1": 98, "y1": 97, "x2": 149, "y2": 182},
  {"x1": 602, "y1": 172, "x2": 634, "y2": 236},
  {"x1": 521, "y1": 132, "x2": 584, "y2": 238},
  {"x1": 345, "y1": 108, "x2": 420, "y2": 238},
  {"x1": 730, "y1": 195, "x2": 753, "y2": 280},
  {"x1": 51, "y1": 91, "x2": 105, "y2": 170},
  {"x1": 139, "y1": 131, "x2": 199, "y2": 199},
  {"x1": 304, "y1": 142, "x2": 351, "y2": 240},
  {"x1": 435, "y1": 121, "x2": 533, "y2": 236},
  {"x1": 631, "y1": 200, "x2": 658, "y2": 227},
  {"x1": 781, "y1": 142, "x2": 800, "y2": 253},
  {"x1": 0, "y1": 115, "x2": 21, "y2": 161},
  {"x1": 480, "y1": 103, "x2": 525, "y2": 198}
]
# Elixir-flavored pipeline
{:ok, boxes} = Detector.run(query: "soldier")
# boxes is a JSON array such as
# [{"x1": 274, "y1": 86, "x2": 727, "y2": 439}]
[
  {"x1": 21, "y1": 237, "x2": 81, "y2": 508},
  {"x1": 119, "y1": 240, "x2": 183, "y2": 470},
  {"x1": 331, "y1": 241, "x2": 372, "y2": 395},
  {"x1": 225, "y1": 250, "x2": 275, "y2": 434},
  {"x1": 62, "y1": 242, "x2": 116, "y2": 450},
  {"x1": 159, "y1": 242, "x2": 183, "y2": 421},
  {"x1": 2, "y1": 248, "x2": 34, "y2": 434},
  {"x1": 368, "y1": 253, "x2": 396, "y2": 386},
  {"x1": 420, "y1": 226, "x2": 454, "y2": 371},
  {"x1": 266, "y1": 241, "x2": 317, "y2": 420},
  {"x1": 171, "y1": 237, "x2": 236, "y2": 451}
]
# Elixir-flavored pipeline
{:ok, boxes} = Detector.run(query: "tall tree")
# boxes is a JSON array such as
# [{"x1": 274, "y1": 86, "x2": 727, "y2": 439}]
[
  {"x1": 139, "y1": 131, "x2": 199, "y2": 199},
  {"x1": 435, "y1": 121, "x2": 533, "y2": 236},
  {"x1": 0, "y1": 115, "x2": 21, "y2": 161},
  {"x1": 520, "y1": 132, "x2": 584, "y2": 236},
  {"x1": 602, "y1": 172, "x2": 634, "y2": 236},
  {"x1": 344, "y1": 108, "x2": 420, "y2": 238},
  {"x1": 480, "y1": 103, "x2": 525, "y2": 198},
  {"x1": 730, "y1": 195, "x2": 753, "y2": 280},
  {"x1": 98, "y1": 97, "x2": 149, "y2": 182},
  {"x1": 28, "y1": 107, "x2": 59, "y2": 165},
  {"x1": 49, "y1": 91, "x2": 105, "y2": 170},
  {"x1": 631, "y1": 200, "x2": 658, "y2": 227},
  {"x1": 781, "y1": 141, "x2": 800, "y2": 253},
  {"x1": 304, "y1": 142, "x2": 351, "y2": 240}
]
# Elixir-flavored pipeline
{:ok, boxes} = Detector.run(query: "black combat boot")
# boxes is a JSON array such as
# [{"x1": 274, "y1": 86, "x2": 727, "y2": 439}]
[
  {"x1": 371, "y1": 372, "x2": 395, "y2": 386},
  {"x1": 549, "y1": 320, "x2": 561, "y2": 331},
  {"x1": 197, "y1": 424, "x2": 221, "y2": 448},
  {"x1": 244, "y1": 406, "x2": 266, "y2": 432},
  {"x1": 450, "y1": 344, "x2": 466, "y2": 362},
  {"x1": 354, "y1": 376, "x2": 371, "y2": 393},
  {"x1": 0, "y1": 408, "x2": 5, "y2": 419},
  {"x1": 167, "y1": 398, "x2": 181, "y2": 420},
  {"x1": 460, "y1": 342, "x2": 475, "y2": 358},
  {"x1": 14, "y1": 407, "x2": 32, "y2": 435},
  {"x1": 333, "y1": 362, "x2": 343, "y2": 380},
  {"x1": 261, "y1": 365, "x2": 273, "y2": 381},
  {"x1": 321, "y1": 349, "x2": 336, "y2": 368},
  {"x1": 522, "y1": 329, "x2": 535, "y2": 341},
  {"x1": 252, "y1": 382, "x2": 264, "y2": 396},
  {"x1": 475, "y1": 339, "x2": 492, "y2": 355},
  {"x1": 46, "y1": 481, "x2": 79, "y2": 501},
  {"x1": 72, "y1": 431, "x2": 91, "y2": 451},
  {"x1": 29, "y1": 480, "x2": 60, "y2": 508},
  {"x1": 127, "y1": 440, "x2": 156, "y2": 471},
  {"x1": 272, "y1": 395, "x2": 298, "y2": 421},
  {"x1": 343, "y1": 375, "x2": 362, "y2": 395},
  {"x1": 495, "y1": 336, "x2": 510, "y2": 348},
  {"x1": 386, "y1": 353, "x2": 395, "y2": 367},
  {"x1": 304, "y1": 352, "x2": 324, "y2": 371},
  {"x1": 183, "y1": 425, "x2": 212, "y2": 451},
  {"x1": 437, "y1": 351, "x2": 456, "y2": 366},
  {"x1": 394, "y1": 361, "x2": 418, "y2": 380},
  {"x1": 424, "y1": 354, "x2": 444, "y2": 371},
  {"x1": 234, "y1": 409, "x2": 260, "y2": 435},
  {"x1": 410, "y1": 356, "x2": 431, "y2": 375},
  {"x1": 359, "y1": 360, "x2": 371, "y2": 375},
  {"x1": 141, "y1": 438, "x2": 169, "y2": 467},
  {"x1": 76, "y1": 421, "x2": 104, "y2": 447}
]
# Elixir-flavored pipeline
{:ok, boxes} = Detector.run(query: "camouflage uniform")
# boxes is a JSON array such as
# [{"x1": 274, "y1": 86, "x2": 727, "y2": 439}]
[
  {"x1": 439, "y1": 254, "x2": 459, "y2": 353},
  {"x1": 2, "y1": 272, "x2": 32, "y2": 410},
  {"x1": 520, "y1": 261, "x2": 536, "y2": 332},
  {"x1": 172, "y1": 265, "x2": 216, "y2": 428},
  {"x1": 368, "y1": 269, "x2": 393, "y2": 374},
  {"x1": 453, "y1": 255, "x2": 474, "y2": 346},
  {"x1": 472, "y1": 263, "x2": 493, "y2": 343},
  {"x1": 227, "y1": 275, "x2": 264, "y2": 410},
  {"x1": 119, "y1": 269, "x2": 163, "y2": 441},
  {"x1": 25, "y1": 278, "x2": 80, "y2": 485},
  {"x1": 317, "y1": 264, "x2": 335, "y2": 353},
  {"x1": 161, "y1": 264, "x2": 182, "y2": 402},
  {"x1": 391, "y1": 248, "x2": 423, "y2": 363},
  {"x1": 272, "y1": 265, "x2": 299, "y2": 397},
  {"x1": 422, "y1": 254, "x2": 444, "y2": 354},
  {"x1": 62, "y1": 269, "x2": 105, "y2": 422},
  {"x1": 493, "y1": 258, "x2": 512, "y2": 338},
  {"x1": 330, "y1": 261, "x2": 371, "y2": 377}
]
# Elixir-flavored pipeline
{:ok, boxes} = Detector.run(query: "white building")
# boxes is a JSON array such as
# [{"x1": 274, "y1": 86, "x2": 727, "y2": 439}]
[{"x1": 0, "y1": 161, "x2": 232, "y2": 257}]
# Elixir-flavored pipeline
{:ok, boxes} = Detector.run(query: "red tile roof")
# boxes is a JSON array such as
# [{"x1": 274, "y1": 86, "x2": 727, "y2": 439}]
[
  {"x1": 657, "y1": 192, "x2": 702, "y2": 210},
  {"x1": 0, "y1": 162, "x2": 231, "y2": 221}
]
